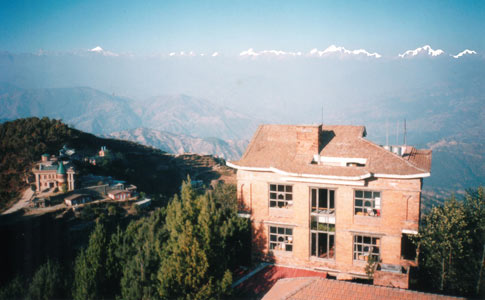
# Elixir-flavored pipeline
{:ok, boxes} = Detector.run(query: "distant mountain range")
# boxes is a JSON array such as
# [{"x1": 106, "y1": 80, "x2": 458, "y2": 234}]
[
  {"x1": 1, "y1": 50, "x2": 484, "y2": 199},
  {"x1": 0, "y1": 83, "x2": 141, "y2": 134},
  {"x1": 0, "y1": 83, "x2": 258, "y2": 140},
  {"x1": 132, "y1": 94, "x2": 258, "y2": 140},
  {"x1": 339, "y1": 79, "x2": 485, "y2": 195},
  {"x1": 1, "y1": 81, "x2": 484, "y2": 197},
  {"x1": 106, "y1": 127, "x2": 248, "y2": 160}
]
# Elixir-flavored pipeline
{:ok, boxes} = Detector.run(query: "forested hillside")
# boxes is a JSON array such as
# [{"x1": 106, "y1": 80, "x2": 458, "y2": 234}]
[
  {"x1": 0, "y1": 179, "x2": 250, "y2": 299},
  {"x1": 0, "y1": 118, "x2": 75, "y2": 209},
  {"x1": 0, "y1": 117, "x2": 234, "y2": 211}
]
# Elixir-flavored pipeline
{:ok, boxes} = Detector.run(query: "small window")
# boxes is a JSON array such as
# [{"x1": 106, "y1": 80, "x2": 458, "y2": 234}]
[
  {"x1": 353, "y1": 234, "x2": 380, "y2": 261},
  {"x1": 269, "y1": 225, "x2": 293, "y2": 251},
  {"x1": 354, "y1": 190, "x2": 381, "y2": 217},
  {"x1": 401, "y1": 234, "x2": 417, "y2": 260},
  {"x1": 269, "y1": 184, "x2": 293, "y2": 208}
]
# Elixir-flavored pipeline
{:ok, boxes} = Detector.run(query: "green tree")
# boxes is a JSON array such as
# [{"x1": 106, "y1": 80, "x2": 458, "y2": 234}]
[
  {"x1": 72, "y1": 222, "x2": 108, "y2": 300},
  {"x1": 365, "y1": 255, "x2": 379, "y2": 280},
  {"x1": 60, "y1": 183, "x2": 67, "y2": 193},
  {"x1": 158, "y1": 185, "x2": 213, "y2": 299},
  {"x1": 119, "y1": 208, "x2": 167, "y2": 299},
  {"x1": 416, "y1": 195, "x2": 475, "y2": 295},
  {"x1": 0, "y1": 276, "x2": 25, "y2": 300},
  {"x1": 463, "y1": 187, "x2": 485, "y2": 296},
  {"x1": 27, "y1": 260, "x2": 64, "y2": 300},
  {"x1": 157, "y1": 179, "x2": 249, "y2": 299}
]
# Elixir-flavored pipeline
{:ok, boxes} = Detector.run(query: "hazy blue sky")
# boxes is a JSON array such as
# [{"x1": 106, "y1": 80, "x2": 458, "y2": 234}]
[{"x1": 1, "y1": 0, "x2": 484, "y2": 55}]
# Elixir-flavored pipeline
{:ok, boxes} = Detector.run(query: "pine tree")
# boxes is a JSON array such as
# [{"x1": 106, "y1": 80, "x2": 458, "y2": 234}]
[
  {"x1": 157, "y1": 179, "x2": 243, "y2": 299},
  {"x1": 72, "y1": 222, "x2": 108, "y2": 300},
  {"x1": 0, "y1": 276, "x2": 25, "y2": 300},
  {"x1": 27, "y1": 260, "x2": 64, "y2": 300},
  {"x1": 120, "y1": 208, "x2": 167, "y2": 299}
]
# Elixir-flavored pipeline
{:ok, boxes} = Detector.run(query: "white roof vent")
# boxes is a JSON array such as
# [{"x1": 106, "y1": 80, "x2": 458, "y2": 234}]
[
  {"x1": 313, "y1": 155, "x2": 367, "y2": 167},
  {"x1": 382, "y1": 145, "x2": 406, "y2": 156}
]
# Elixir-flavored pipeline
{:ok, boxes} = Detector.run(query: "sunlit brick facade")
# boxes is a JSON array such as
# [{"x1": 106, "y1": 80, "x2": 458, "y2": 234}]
[{"x1": 228, "y1": 124, "x2": 431, "y2": 284}]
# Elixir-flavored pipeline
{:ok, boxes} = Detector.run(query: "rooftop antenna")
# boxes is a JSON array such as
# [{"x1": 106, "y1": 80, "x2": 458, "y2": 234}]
[
  {"x1": 321, "y1": 105, "x2": 324, "y2": 125},
  {"x1": 403, "y1": 119, "x2": 407, "y2": 146},
  {"x1": 396, "y1": 120, "x2": 399, "y2": 145},
  {"x1": 385, "y1": 119, "x2": 389, "y2": 146}
]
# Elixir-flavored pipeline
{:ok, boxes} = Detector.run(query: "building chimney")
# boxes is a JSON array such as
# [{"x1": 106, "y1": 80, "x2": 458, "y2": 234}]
[{"x1": 296, "y1": 125, "x2": 322, "y2": 156}]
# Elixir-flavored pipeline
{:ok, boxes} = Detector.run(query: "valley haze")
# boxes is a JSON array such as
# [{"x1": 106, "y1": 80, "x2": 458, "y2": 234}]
[{"x1": 1, "y1": 48, "x2": 484, "y2": 196}]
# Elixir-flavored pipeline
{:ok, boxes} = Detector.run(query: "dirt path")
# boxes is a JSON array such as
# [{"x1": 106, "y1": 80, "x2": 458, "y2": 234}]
[{"x1": 2, "y1": 188, "x2": 34, "y2": 215}]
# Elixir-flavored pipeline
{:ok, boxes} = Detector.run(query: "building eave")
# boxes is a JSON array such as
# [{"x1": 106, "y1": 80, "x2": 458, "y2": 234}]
[
  {"x1": 269, "y1": 167, "x2": 372, "y2": 181},
  {"x1": 226, "y1": 162, "x2": 371, "y2": 181},
  {"x1": 226, "y1": 162, "x2": 272, "y2": 172},
  {"x1": 281, "y1": 176, "x2": 366, "y2": 186},
  {"x1": 374, "y1": 173, "x2": 431, "y2": 179}
]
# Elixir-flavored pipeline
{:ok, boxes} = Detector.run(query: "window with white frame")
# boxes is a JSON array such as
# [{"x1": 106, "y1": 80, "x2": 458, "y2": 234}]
[
  {"x1": 269, "y1": 184, "x2": 293, "y2": 208},
  {"x1": 354, "y1": 190, "x2": 381, "y2": 217},
  {"x1": 353, "y1": 235, "x2": 380, "y2": 261},
  {"x1": 310, "y1": 216, "x2": 335, "y2": 259},
  {"x1": 311, "y1": 188, "x2": 335, "y2": 214},
  {"x1": 269, "y1": 226, "x2": 293, "y2": 251}
]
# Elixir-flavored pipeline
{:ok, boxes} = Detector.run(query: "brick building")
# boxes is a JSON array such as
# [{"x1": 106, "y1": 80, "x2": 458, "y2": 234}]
[
  {"x1": 64, "y1": 193, "x2": 92, "y2": 206},
  {"x1": 227, "y1": 124, "x2": 431, "y2": 285},
  {"x1": 108, "y1": 189, "x2": 131, "y2": 201},
  {"x1": 33, "y1": 154, "x2": 76, "y2": 192}
]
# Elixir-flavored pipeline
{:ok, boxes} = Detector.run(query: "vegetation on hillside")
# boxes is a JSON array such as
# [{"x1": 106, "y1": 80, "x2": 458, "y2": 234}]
[
  {"x1": 0, "y1": 117, "x2": 231, "y2": 211},
  {"x1": 0, "y1": 117, "x2": 73, "y2": 209},
  {"x1": 0, "y1": 181, "x2": 250, "y2": 300}
]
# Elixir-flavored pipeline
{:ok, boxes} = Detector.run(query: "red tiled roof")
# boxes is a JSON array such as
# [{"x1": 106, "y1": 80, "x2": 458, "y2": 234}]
[
  {"x1": 235, "y1": 265, "x2": 326, "y2": 299},
  {"x1": 263, "y1": 277, "x2": 465, "y2": 300},
  {"x1": 108, "y1": 189, "x2": 128, "y2": 195},
  {"x1": 403, "y1": 146, "x2": 432, "y2": 172},
  {"x1": 230, "y1": 124, "x2": 432, "y2": 178}
]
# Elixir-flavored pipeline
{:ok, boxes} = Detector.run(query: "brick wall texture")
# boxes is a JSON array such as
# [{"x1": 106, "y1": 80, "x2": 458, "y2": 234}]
[{"x1": 237, "y1": 169, "x2": 422, "y2": 279}]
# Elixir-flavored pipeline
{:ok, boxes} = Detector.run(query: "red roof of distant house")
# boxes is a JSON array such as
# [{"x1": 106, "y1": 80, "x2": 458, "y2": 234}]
[
  {"x1": 229, "y1": 124, "x2": 432, "y2": 178},
  {"x1": 263, "y1": 277, "x2": 464, "y2": 300},
  {"x1": 108, "y1": 189, "x2": 129, "y2": 195},
  {"x1": 234, "y1": 265, "x2": 326, "y2": 299}
]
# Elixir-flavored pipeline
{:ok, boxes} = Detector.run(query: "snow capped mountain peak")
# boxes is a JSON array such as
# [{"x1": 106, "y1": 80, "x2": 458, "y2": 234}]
[
  {"x1": 239, "y1": 48, "x2": 302, "y2": 57},
  {"x1": 167, "y1": 51, "x2": 220, "y2": 57},
  {"x1": 239, "y1": 48, "x2": 258, "y2": 56},
  {"x1": 90, "y1": 46, "x2": 103, "y2": 52},
  {"x1": 452, "y1": 49, "x2": 477, "y2": 58},
  {"x1": 399, "y1": 45, "x2": 445, "y2": 58},
  {"x1": 240, "y1": 46, "x2": 379, "y2": 58},
  {"x1": 88, "y1": 46, "x2": 118, "y2": 56},
  {"x1": 309, "y1": 45, "x2": 382, "y2": 58}
]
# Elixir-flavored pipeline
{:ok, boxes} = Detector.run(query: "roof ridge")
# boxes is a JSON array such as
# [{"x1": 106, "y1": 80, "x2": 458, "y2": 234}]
[
  {"x1": 310, "y1": 277, "x2": 465, "y2": 299},
  {"x1": 282, "y1": 277, "x2": 319, "y2": 300},
  {"x1": 240, "y1": 124, "x2": 264, "y2": 161},
  {"x1": 359, "y1": 137, "x2": 429, "y2": 174}
]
